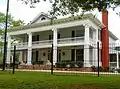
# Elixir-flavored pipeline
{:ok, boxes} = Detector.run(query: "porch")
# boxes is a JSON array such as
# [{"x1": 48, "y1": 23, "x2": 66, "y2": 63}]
[{"x1": 9, "y1": 45, "x2": 99, "y2": 68}]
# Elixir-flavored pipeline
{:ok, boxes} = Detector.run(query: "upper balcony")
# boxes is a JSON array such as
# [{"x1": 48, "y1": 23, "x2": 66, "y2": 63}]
[
  {"x1": 10, "y1": 25, "x2": 98, "y2": 50},
  {"x1": 11, "y1": 36, "x2": 85, "y2": 50}
]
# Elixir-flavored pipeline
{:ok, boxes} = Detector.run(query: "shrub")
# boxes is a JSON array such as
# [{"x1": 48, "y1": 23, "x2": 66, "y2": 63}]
[{"x1": 56, "y1": 61, "x2": 83, "y2": 68}]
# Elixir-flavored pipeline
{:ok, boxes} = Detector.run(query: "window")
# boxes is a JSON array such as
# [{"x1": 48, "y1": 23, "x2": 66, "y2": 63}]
[
  {"x1": 41, "y1": 17, "x2": 46, "y2": 20},
  {"x1": 76, "y1": 30, "x2": 84, "y2": 37},
  {"x1": 32, "y1": 36, "x2": 36, "y2": 41},
  {"x1": 89, "y1": 29, "x2": 93, "y2": 39},
  {"x1": 57, "y1": 50, "x2": 61, "y2": 62},
  {"x1": 72, "y1": 31, "x2": 75, "y2": 37},
  {"x1": 49, "y1": 35, "x2": 53, "y2": 40},
  {"x1": 58, "y1": 33, "x2": 60, "y2": 39},
  {"x1": 32, "y1": 35, "x2": 39, "y2": 41},
  {"x1": 36, "y1": 51, "x2": 39, "y2": 62},
  {"x1": 110, "y1": 54, "x2": 117, "y2": 62},
  {"x1": 72, "y1": 30, "x2": 84, "y2": 37},
  {"x1": 36, "y1": 35, "x2": 39, "y2": 41},
  {"x1": 71, "y1": 49, "x2": 75, "y2": 61}
]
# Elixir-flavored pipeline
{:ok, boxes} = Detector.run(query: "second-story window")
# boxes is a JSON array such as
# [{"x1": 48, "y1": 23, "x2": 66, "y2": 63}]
[
  {"x1": 76, "y1": 29, "x2": 84, "y2": 37},
  {"x1": 72, "y1": 31, "x2": 75, "y2": 37},
  {"x1": 89, "y1": 29, "x2": 93, "y2": 39},
  {"x1": 36, "y1": 35, "x2": 39, "y2": 41},
  {"x1": 58, "y1": 33, "x2": 60, "y2": 39},
  {"x1": 49, "y1": 34, "x2": 53, "y2": 40},
  {"x1": 32, "y1": 35, "x2": 39, "y2": 41},
  {"x1": 32, "y1": 36, "x2": 35, "y2": 41},
  {"x1": 72, "y1": 29, "x2": 84, "y2": 37}
]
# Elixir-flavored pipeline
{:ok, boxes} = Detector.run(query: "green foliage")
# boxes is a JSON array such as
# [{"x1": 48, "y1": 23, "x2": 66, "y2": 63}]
[
  {"x1": 19, "y1": 0, "x2": 120, "y2": 16},
  {"x1": 0, "y1": 12, "x2": 24, "y2": 42},
  {"x1": 0, "y1": 12, "x2": 24, "y2": 28},
  {"x1": 0, "y1": 12, "x2": 24, "y2": 64},
  {"x1": 0, "y1": 52, "x2": 3, "y2": 64}
]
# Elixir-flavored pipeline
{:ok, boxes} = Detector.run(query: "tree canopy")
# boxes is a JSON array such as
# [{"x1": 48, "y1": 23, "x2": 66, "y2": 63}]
[
  {"x1": 0, "y1": 12, "x2": 24, "y2": 64},
  {"x1": 0, "y1": 12, "x2": 24, "y2": 46},
  {"x1": 19, "y1": 0, "x2": 120, "y2": 16}
]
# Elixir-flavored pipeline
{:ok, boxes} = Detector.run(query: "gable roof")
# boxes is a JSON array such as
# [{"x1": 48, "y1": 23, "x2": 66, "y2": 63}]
[
  {"x1": 9, "y1": 13, "x2": 105, "y2": 32},
  {"x1": 30, "y1": 12, "x2": 50, "y2": 24}
]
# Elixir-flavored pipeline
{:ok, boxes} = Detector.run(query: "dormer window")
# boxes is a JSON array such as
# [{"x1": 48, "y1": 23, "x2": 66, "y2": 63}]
[{"x1": 41, "y1": 17, "x2": 46, "y2": 20}]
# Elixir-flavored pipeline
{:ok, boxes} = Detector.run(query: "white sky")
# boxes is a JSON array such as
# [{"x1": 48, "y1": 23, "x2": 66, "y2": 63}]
[{"x1": 0, "y1": 0, "x2": 120, "y2": 40}]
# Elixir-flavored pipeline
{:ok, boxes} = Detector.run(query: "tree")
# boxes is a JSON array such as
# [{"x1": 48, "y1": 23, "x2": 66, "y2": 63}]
[
  {"x1": 19, "y1": 0, "x2": 120, "y2": 16},
  {"x1": 0, "y1": 12, "x2": 24, "y2": 64}
]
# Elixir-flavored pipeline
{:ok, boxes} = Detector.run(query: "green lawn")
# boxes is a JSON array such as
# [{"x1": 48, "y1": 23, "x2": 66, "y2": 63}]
[{"x1": 0, "y1": 71, "x2": 120, "y2": 89}]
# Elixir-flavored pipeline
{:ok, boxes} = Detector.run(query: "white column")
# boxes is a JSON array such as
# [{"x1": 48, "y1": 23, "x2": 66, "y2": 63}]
[
  {"x1": 19, "y1": 51, "x2": 24, "y2": 65},
  {"x1": 27, "y1": 32, "x2": 32, "y2": 65},
  {"x1": 116, "y1": 52, "x2": 119, "y2": 69},
  {"x1": 53, "y1": 28, "x2": 57, "y2": 65},
  {"x1": 84, "y1": 24, "x2": 91, "y2": 67},
  {"x1": 6, "y1": 35, "x2": 11, "y2": 64}
]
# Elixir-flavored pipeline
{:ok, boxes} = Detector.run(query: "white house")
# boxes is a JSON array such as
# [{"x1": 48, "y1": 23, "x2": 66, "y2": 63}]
[{"x1": 6, "y1": 13, "x2": 119, "y2": 68}]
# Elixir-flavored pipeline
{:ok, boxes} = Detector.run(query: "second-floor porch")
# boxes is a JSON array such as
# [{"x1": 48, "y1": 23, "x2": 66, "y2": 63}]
[{"x1": 9, "y1": 25, "x2": 99, "y2": 50}]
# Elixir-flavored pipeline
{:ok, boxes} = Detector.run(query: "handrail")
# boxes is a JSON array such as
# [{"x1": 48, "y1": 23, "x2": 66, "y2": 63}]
[
  {"x1": 32, "y1": 40, "x2": 53, "y2": 44},
  {"x1": 11, "y1": 36, "x2": 85, "y2": 47},
  {"x1": 58, "y1": 36, "x2": 84, "y2": 41}
]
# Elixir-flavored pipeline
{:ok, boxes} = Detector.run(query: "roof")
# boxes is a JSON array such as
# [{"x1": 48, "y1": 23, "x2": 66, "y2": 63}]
[
  {"x1": 30, "y1": 12, "x2": 50, "y2": 24},
  {"x1": 8, "y1": 13, "x2": 105, "y2": 32},
  {"x1": 109, "y1": 30, "x2": 118, "y2": 40}
]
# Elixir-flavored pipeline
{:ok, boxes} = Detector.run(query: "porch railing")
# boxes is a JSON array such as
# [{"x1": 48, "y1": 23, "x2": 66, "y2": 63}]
[
  {"x1": 11, "y1": 42, "x2": 28, "y2": 48},
  {"x1": 58, "y1": 36, "x2": 84, "y2": 44},
  {"x1": 12, "y1": 37, "x2": 85, "y2": 48},
  {"x1": 32, "y1": 40, "x2": 53, "y2": 46}
]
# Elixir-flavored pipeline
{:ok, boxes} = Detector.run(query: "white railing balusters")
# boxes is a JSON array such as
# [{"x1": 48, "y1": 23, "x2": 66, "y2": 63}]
[
  {"x1": 58, "y1": 36, "x2": 84, "y2": 44},
  {"x1": 12, "y1": 36, "x2": 85, "y2": 48}
]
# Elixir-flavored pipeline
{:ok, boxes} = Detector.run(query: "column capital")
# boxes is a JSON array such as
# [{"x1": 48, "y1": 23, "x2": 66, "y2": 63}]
[
  {"x1": 83, "y1": 23, "x2": 90, "y2": 29},
  {"x1": 52, "y1": 28, "x2": 58, "y2": 31},
  {"x1": 27, "y1": 32, "x2": 32, "y2": 35}
]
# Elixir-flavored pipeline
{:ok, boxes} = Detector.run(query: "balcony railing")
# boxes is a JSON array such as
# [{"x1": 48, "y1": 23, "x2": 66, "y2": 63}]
[
  {"x1": 32, "y1": 40, "x2": 53, "y2": 46},
  {"x1": 12, "y1": 37, "x2": 84, "y2": 49},
  {"x1": 58, "y1": 36, "x2": 84, "y2": 44},
  {"x1": 11, "y1": 42, "x2": 28, "y2": 48}
]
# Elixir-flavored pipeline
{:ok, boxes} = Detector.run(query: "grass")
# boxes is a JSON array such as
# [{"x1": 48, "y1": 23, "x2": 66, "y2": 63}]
[{"x1": 0, "y1": 71, "x2": 120, "y2": 89}]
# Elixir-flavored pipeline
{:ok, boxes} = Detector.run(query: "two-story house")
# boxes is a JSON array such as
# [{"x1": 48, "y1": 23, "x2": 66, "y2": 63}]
[{"x1": 6, "y1": 12, "x2": 119, "y2": 69}]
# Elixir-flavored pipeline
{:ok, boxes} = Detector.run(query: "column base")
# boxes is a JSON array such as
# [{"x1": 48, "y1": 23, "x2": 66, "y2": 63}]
[
  {"x1": 84, "y1": 62, "x2": 91, "y2": 67},
  {"x1": 26, "y1": 62, "x2": 32, "y2": 65},
  {"x1": 20, "y1": 63, "x2": 26, "y2": 65},
  {"x1": 53, "y1": 62, "x2": 56, "y2": 66}
]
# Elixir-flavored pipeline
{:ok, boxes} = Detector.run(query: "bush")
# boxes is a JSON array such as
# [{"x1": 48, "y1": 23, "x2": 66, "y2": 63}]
[
  {"x1": 91, "y1": 66, "x2": 109, "y2": 72},
  {"x1": 32, "y1": 60, "x2": 43, "y2": 65},
  {"x1": 56, "y1": 61, "x2": 83, "y2": 68}
]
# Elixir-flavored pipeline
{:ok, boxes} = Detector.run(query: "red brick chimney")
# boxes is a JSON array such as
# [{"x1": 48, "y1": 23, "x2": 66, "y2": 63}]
[{"x1": 101, "y1": 9, "x2": 109, "y2": 67}]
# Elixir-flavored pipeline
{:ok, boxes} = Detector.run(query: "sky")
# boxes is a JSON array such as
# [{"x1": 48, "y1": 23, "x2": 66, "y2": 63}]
[{"x1": 0, "y1": 0, "x2": 120, "y2": 40}]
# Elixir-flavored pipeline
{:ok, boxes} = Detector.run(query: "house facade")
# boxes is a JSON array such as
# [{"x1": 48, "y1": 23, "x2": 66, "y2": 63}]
[{"x1": 7, "y1": 13, "x2": 119, "y2": 68}]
